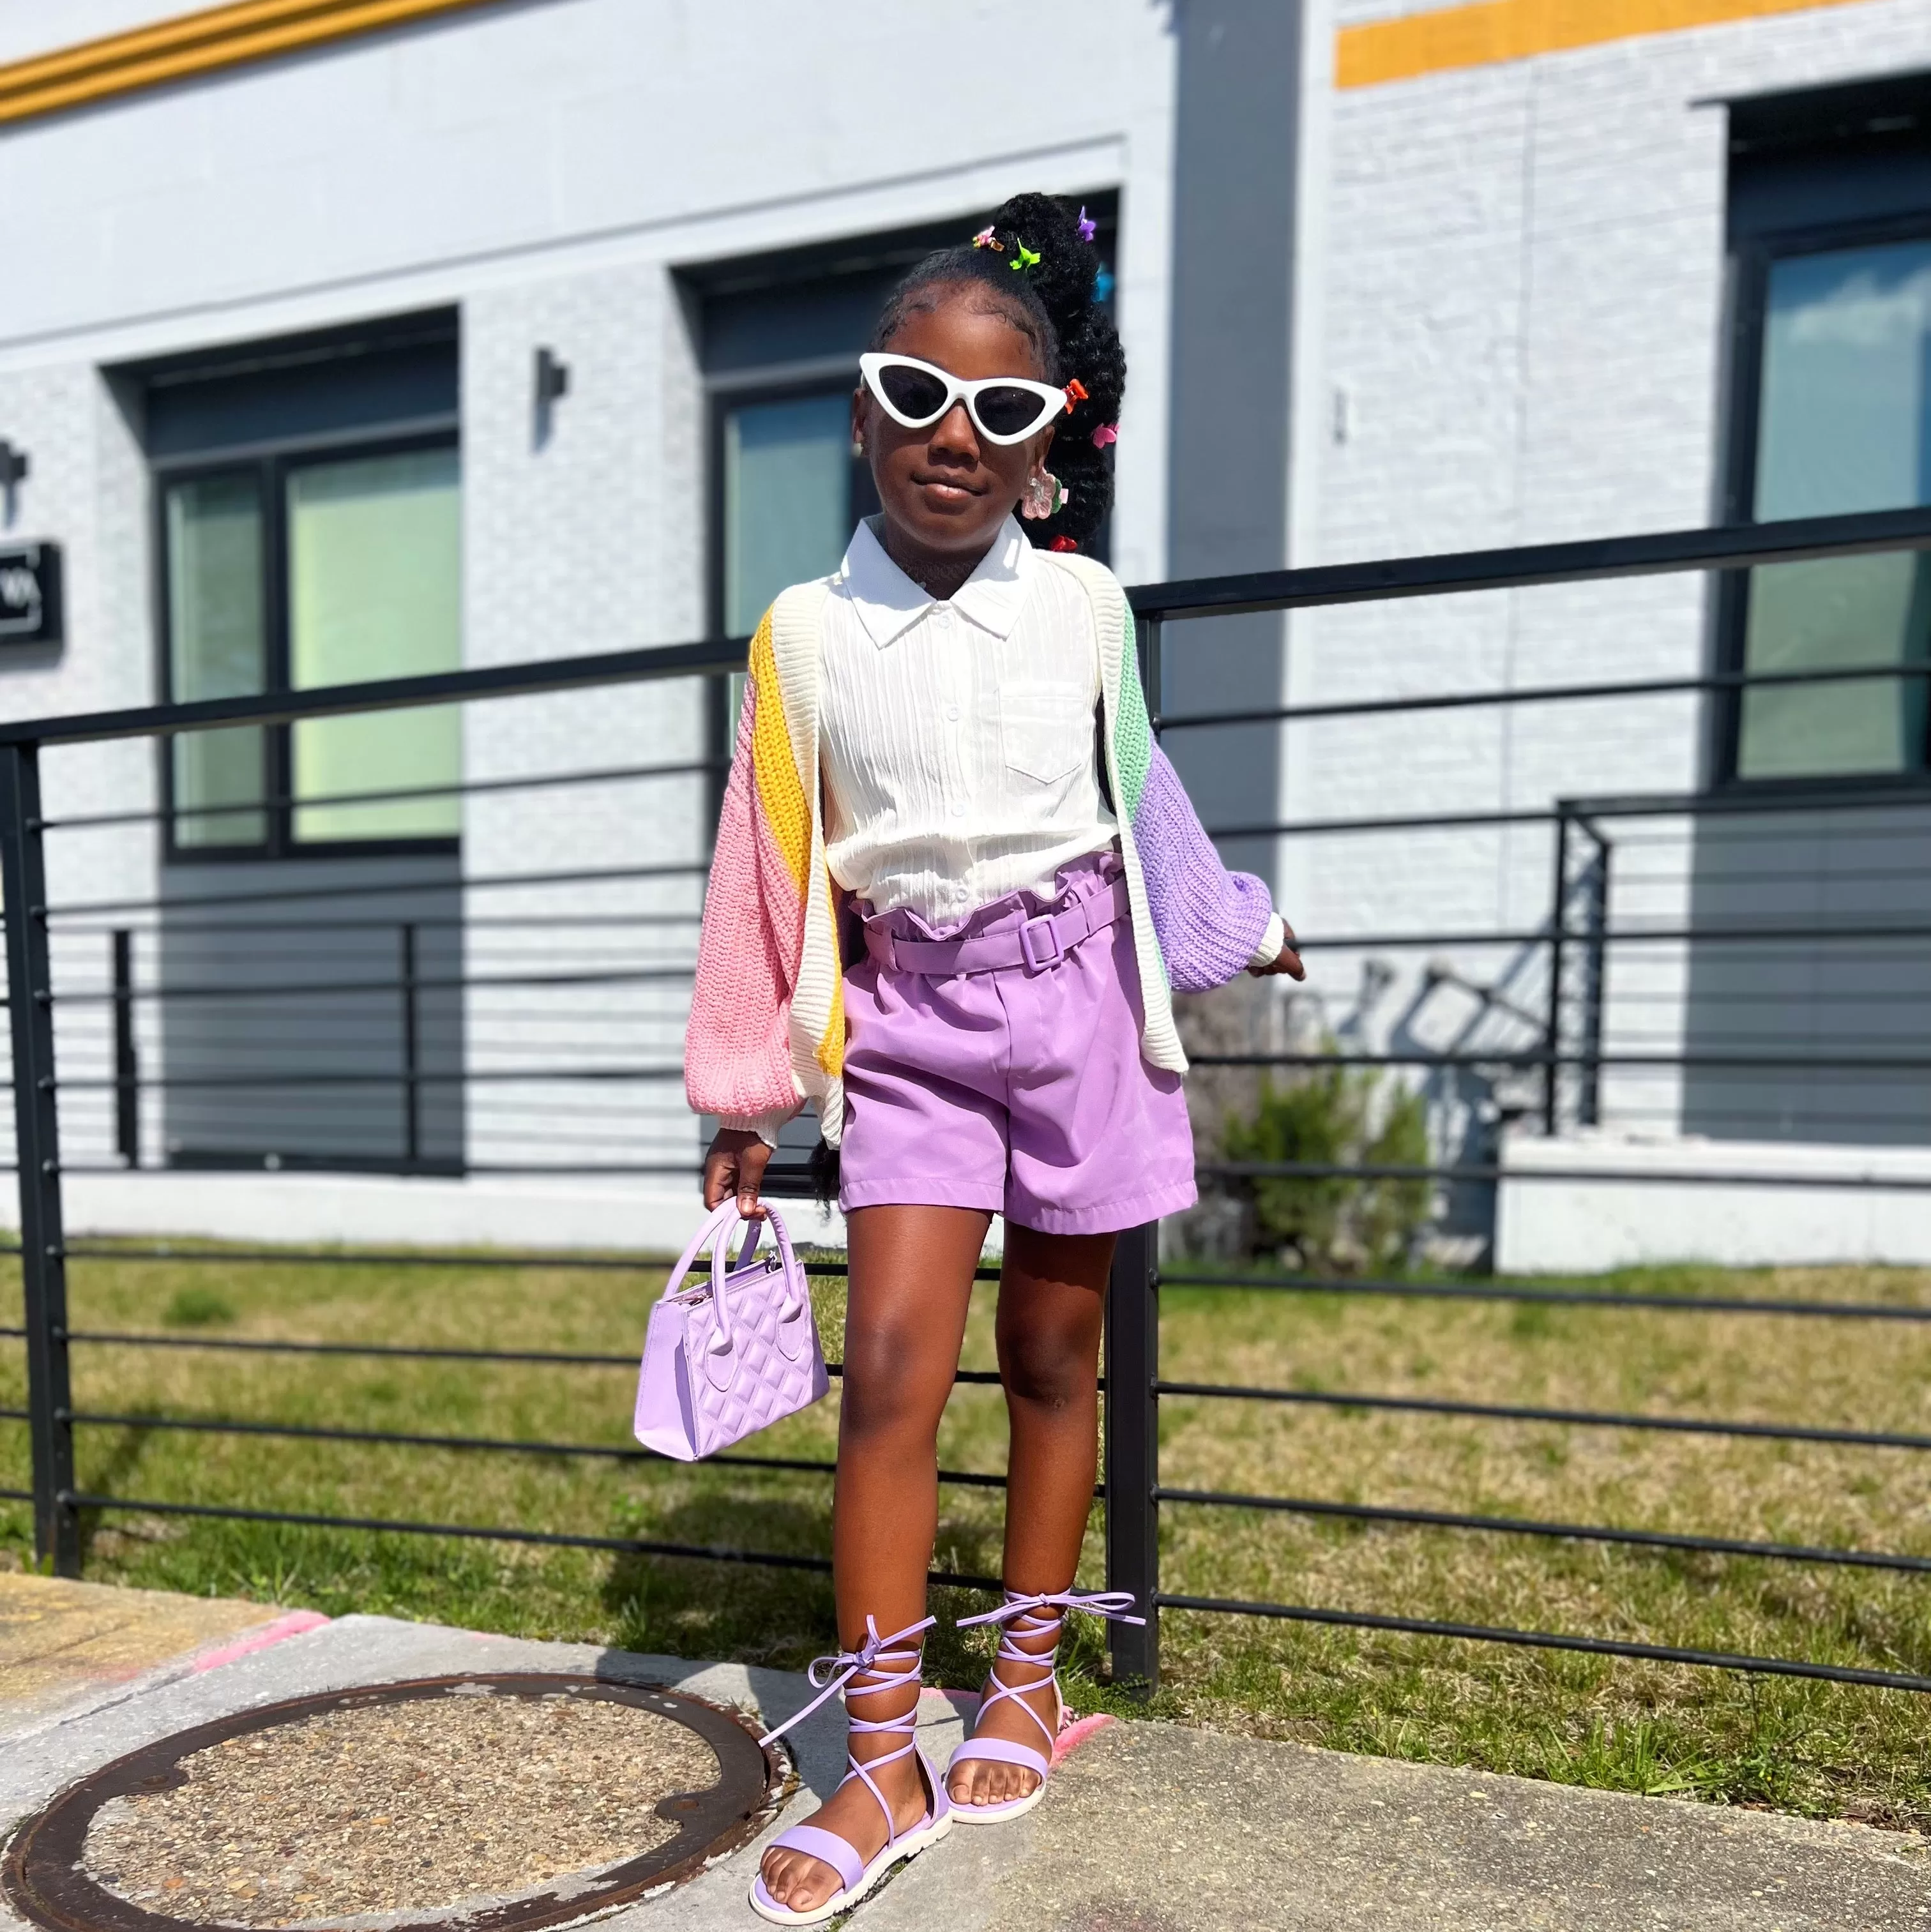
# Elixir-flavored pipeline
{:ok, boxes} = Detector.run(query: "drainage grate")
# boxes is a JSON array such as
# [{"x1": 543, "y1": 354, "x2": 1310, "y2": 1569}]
[{"x1": 3, "y1": 1674, "x2": 784, "y2": 1932}]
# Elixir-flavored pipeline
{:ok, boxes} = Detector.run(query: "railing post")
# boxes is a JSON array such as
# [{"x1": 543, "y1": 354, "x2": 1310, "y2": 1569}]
[
  {"x1": 112, "y1": 928, "x2": 138, "y2": 1168},
  {"x1": 1542, "y1": 808, "x2": 1570, "y2": 1136},
  {"x1": 1578, "y1": 826, "x2": 1610, "y2": 1129},
  {"x1": 400, "y1": 921, "x2": 420, "y2": 1170},
  {"x1": 1104, "y1": 1219, "x2": 1160, "y2": 1691},
  {"x1": 0, "y1": 743, "x2": 78, "y2": 1574}
]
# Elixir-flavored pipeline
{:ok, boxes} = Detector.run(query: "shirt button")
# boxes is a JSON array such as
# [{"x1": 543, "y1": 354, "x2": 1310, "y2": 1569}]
[
  {"x1": 951, "y1": 801, "x2": 966, "y2": 816},
  {"x1": 946, "y1": 705, "x2": 961, "y2": 721}
]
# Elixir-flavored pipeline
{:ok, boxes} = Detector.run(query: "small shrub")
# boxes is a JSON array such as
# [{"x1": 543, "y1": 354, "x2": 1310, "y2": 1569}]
[
  {"x1": 1222, "y1": 1061, "x2": 1432, "y2": 1273},
  {"x1": 163, "y1": 1285, "x2": 236, "y2": 1327}
]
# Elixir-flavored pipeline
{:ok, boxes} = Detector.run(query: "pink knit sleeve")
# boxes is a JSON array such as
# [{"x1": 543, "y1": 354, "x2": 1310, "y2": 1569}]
[{"x1": 683, "y1": 670, "x2": 801, "y2": 1132}]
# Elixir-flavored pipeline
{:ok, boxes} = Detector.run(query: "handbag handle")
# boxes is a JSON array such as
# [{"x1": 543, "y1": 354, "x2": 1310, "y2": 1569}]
[{"x1": 709, "y1": 1202, "x2": 798, "y2": 1340}]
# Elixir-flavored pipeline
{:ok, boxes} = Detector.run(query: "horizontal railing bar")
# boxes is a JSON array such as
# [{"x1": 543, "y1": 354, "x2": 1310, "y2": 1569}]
[
  {"x1": 42, "y1": 1242, "x2": 842, "y2": 1272},
  {"x1": 1, "y1": 638, "x2": 750, "y2": 750},
  {"x1": 1154, "y1": 1378, "x2": 1931, "y2": 1449},
  {"x1": 55, "y1": 967, "x2": 693, "y2": 1006},
  {"x1": 57, "y1": 1491, "x2": 999, "y2": 1594},
  {"x1": 54, "y1": 913, "x2": 702, "y2": 937},
  {"x1": 1155, "y1": 1487, "x2": 1931, "y2": 1571},
  {"x1": 0, "y1": 1487, "x2": 31, "y2": 1500},
  {"x1": 1156, "y1": 656, "x2": 1931, "y2": 732},
  {"x1": 51, "y1": 1332, "x2": 1004, "y2": 1385},
  {"x1": 1153, "y1": 1271, "x2": 1931, "y2": 1321},
  {"x1": 58, "y1": 1408, "x2": 1012, "y2": 1487},
  {"x1": 46, "y1": 860, "x2": 708, "y2": 919},
  {"x1": 38, "y1": 758, "x2": 725, "y2": 833},
  {"x1": 1191, "y1": 919, "x2": 1931, "y2": 950},
  {"x1": 1200, "y1": 1159, "x2": 1931, "y2": 1193},
  {"x1": 1151, "y1": 1592, "x2": 1931, "y2": 1693},
  {"x1": 0, "y1": 508, "x2": 1923, "y2": 751},
  {"x1": 1129, "y1": 502, "x2": 1931, "y2": 620},
  {"x1": 1210, "y1": 779, "x2": 1931, "y2": 843},
  {"x1": 51, "y1": 1068, "x2": 688, "y2": 1092},
  {"x1": 1192, "y1": 1049, "x2": 1931, "y2": 1073}
]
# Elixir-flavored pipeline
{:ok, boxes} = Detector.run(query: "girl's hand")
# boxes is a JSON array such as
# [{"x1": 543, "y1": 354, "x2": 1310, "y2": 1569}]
[
  {"x1": 704, "y1": 1128, "x2": 773, "y2": 1218},
  {"x1": 1250, "y1": 919, "x2": 1306, "y2": 981}
]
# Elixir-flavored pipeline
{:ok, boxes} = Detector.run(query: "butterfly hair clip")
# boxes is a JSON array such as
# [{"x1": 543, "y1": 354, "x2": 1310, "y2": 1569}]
[
  {"x1": 1091, "y1": 423, "x2": 1119, "y2": 448},
  {"x1": 1011, "y1": 242, "x2": 1041, "y2": 272},
  {"x1": 1063, "y1": 378, "x2": 1089, "y2": 414},
  {"x1": 972, "y1": 226, "x2": 1004, "y2": 252},
  {"x1": 1077, "y1": 206, "x2": 1098, "y2": 244}
]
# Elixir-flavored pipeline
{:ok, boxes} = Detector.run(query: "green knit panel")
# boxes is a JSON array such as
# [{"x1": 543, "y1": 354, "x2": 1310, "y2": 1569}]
[{"x1": 1115, "y1": 607, "x2": 1153, "y2": 823}]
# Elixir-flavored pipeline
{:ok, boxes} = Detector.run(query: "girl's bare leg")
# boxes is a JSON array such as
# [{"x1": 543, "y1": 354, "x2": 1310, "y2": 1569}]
[
  {"x1": 948, "y1": 1223, "x2": 1115, "y2": 1809},
  {"x1": 758, "y1": 1203, "x2": 989, "y2": 1915}
]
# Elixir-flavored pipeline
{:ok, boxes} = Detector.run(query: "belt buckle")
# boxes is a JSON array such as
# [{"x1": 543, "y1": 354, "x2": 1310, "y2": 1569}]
[{"x1": 1019, "y1": 913, "x2": 1063, "y2": 974}]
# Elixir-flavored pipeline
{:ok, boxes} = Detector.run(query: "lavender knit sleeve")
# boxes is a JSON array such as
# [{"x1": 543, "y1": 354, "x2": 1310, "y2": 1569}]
[{"x1": 1132, "y1": 744, "x2": 1275, "y2": 992}]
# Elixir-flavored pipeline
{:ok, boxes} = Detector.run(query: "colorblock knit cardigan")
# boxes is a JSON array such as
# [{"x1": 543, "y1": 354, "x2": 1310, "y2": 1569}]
[{"x1": 685, "y1": 551, "x2": 1276, "y2": 1146}]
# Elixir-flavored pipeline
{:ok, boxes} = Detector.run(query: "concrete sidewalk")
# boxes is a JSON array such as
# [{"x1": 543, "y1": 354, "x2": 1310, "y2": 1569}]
[{"x1": 3, "y1": 1578, "x2": 1928, "y2": 1931}]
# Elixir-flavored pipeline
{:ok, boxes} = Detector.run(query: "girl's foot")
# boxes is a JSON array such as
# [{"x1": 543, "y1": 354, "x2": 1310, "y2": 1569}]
[
  {"x1": 947, "y1": 1613, "x2": 1061, "y2": 1809},
  {"x1": 757, "y1": 1754, "x2": 931, "y2": 1915}
]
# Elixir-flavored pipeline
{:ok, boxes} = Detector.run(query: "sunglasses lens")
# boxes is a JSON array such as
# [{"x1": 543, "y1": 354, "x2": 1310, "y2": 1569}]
[
  {"x1": 974, "y1": 386, "x2": 1049, "y2": 437},
  {"x1": 877, "y1": 363, "x2": 949, "y2": 421}
]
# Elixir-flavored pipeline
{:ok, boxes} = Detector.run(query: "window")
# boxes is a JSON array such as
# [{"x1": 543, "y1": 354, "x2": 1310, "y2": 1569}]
[
  {"x1": 1731, "y1": 238, "x2": 1931, "y2": 779},
  {"x1": 139, "y1": 315, "x2": 462, "y2": 854},
  {"x1": 1722, "y1": 76, "x2": 1931, "y2": 783}
]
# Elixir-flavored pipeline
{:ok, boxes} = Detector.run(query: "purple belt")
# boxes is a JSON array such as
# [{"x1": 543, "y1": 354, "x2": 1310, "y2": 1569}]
[{"x1": 865, "y1": 878, "x2": 1130, "y2": 977}]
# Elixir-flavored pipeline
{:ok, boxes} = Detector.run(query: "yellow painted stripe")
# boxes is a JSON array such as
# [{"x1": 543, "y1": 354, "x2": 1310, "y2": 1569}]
[
  {"x1": 1337, "y1": 0, "x2": 1875, "y2": 89},
  {"x1": 0, "y1": 0, "x2": 501, "y2": 127}
]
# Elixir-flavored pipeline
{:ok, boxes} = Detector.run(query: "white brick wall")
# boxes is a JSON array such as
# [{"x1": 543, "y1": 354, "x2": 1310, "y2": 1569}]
[
  {"x1": 1282, "y1": 0, "x2": 1931, "y2": 1159},
  {"x1": 0, "y1": 0, "x2": 1178, "y2": 1241}
]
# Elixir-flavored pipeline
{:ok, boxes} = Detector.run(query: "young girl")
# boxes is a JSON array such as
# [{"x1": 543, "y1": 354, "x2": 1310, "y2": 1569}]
[{"x1": 685, "y1": 192, "x2": 1303, "y2": 1924}]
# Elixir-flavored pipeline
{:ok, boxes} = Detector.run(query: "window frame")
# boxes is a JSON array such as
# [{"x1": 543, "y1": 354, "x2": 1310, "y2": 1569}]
[
  {"x1": 1714, "y1": 204, "x2": 1931, "y2": 792},
  {"x1": 154, "y1": 424, "x2": 462, "y2": 863}
]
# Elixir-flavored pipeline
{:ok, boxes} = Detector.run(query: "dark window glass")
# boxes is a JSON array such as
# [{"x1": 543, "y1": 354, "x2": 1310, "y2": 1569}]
[{"x1": 1736, "y1": 238, "x2": 1931, "y2": 779}]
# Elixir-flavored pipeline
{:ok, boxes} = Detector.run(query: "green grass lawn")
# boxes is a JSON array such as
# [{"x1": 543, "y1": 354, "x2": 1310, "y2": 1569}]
[{"x1": 4, "y1": 1242, "x2": 1930, "y2": 1828}]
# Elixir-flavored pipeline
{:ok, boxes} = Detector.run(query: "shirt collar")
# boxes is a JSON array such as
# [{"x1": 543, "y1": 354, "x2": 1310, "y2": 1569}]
[{"x1": 837, "y1": 515, "x2": 1035, "y2": 647}]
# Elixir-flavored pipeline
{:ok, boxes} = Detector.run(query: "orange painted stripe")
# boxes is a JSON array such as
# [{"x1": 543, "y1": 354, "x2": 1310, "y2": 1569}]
[
  {"x1": 1337, "y1": 0, "x2": 1877, "y2": 89},
  {"x1": 0, "y1": 0, "x2": 503, "y2": 126}
]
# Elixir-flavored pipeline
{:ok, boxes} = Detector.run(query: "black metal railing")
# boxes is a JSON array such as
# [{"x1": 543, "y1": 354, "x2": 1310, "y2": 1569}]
[{"x1": 4, "y1": 502, "x2": 1931, "y2": 1692}]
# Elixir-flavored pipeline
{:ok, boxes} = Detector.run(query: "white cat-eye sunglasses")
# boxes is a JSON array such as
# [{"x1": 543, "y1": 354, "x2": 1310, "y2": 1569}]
[{"x1": 858, "y1": 352, "x2": 1070, "y2": 446}]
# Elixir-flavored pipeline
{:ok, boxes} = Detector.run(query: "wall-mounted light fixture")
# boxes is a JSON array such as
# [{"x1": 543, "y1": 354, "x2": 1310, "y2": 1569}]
[
  {"x1": 0, "y1": 437, "x2": 27, "y2": 525},
  {"x1": 533, "y1": 347, "x2": 569, "y2": 450}
]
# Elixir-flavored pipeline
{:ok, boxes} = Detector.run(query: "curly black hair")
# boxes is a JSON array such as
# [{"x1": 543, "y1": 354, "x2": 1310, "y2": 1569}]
[{"x1": 868, "y1": 192, "x2": 1123, "y2": 552}]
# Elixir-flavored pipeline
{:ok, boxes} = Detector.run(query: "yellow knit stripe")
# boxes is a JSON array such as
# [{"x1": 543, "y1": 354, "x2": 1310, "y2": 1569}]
[
  {"x1": 817, "y1": 896, "x2": 845, "y2": 1077},
  {"x1": 0, "y1": 0, "x2": 502, "y2": 127},
  {"x1": 747, "y1": 615, "x2": 811, "y2": 898},
  {"x1": 1336, "y1": 0, "x2": 1873, "y2": 89}
]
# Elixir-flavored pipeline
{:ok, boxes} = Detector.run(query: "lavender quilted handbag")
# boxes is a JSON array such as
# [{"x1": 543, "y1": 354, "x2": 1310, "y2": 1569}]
[{"x1": 633, "y1": 1202, "x2": 828, "y2": 1461}]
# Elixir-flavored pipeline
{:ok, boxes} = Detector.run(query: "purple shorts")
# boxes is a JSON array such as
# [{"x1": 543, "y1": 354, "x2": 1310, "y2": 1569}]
[{"x1": 838, "y1": 853, "x2": 1199, "y2": 1235}]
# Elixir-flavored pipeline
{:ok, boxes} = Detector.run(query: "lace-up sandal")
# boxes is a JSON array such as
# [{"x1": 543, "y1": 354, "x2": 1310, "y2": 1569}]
[
  {"x1": 750, "y1": 1614, "x2": 952, "y2": 1926},
  {"x1": 945, "y1": 1589, "x2": 1143, "y2": 1824}
]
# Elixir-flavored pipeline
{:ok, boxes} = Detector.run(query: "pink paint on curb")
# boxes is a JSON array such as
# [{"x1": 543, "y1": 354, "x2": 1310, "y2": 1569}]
[
  {"x1": 188, "y1": 1610, "x2": 330, "y2": 1673},
  {"x1": 1051, "y1": 1712, "x2": 1115, "y2": 1764}
]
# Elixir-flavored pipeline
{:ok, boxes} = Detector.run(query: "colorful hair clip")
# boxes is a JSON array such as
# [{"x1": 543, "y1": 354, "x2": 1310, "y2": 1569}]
[
  {"x1": 1091, "y1": 422, "x2": 1118, "y2": 448},
  {"x1": 1094, "y1": 267, "x2": 1115, "y2": 303},
  {"x1": 972, "y1": 226, "x2": 1000, "y2": 250},
  {"x1": 1077, "y1": 207, "x2": 1097, "y2": 244},
  {"x1": 1050, "y1": 535, "x2": 1079, "y2": 552},
  {"x1": 1011, "y1": 242, "x2": 1041, "y2": 272},
  {"x1": 1063, "y1": 378, "x2": 1089, "y2": 414}
]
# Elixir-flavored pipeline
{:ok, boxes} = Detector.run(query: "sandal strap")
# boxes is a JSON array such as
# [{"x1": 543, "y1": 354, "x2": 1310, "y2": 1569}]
[
  {"x1": 757, "y1": 1612, "x2": 936, "y2": 1854},
  {"x1": 957, "y1": 1590, "x2": 1146, "y2": 1754}
]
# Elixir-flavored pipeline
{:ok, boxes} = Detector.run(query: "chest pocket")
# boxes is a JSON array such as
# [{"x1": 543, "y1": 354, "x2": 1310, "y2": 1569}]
[{"x1": 1001, "y1": 683, "x2": 1093, "y2": 786}]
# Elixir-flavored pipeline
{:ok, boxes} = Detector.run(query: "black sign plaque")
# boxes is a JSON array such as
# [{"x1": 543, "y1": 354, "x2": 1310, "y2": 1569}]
[{"x1": 0, "y1": 542, "x2": 61, "y2": 647}]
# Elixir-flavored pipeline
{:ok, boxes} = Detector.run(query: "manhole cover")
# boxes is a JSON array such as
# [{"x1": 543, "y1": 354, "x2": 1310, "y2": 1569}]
[{"x1": 3, "y1": 1675, "x2": 782, "y2": 1932}]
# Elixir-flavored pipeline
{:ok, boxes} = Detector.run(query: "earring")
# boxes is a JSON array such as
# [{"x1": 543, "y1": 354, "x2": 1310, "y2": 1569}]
[
  {"x1": 851, "y1": 434, "x2": 865, "y2": 457},
  {"x1": 1021, "y1": 468, "x2": 1056, "y2": 520}
]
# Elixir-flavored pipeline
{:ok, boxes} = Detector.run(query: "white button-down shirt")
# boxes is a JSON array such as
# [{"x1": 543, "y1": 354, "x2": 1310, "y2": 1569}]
[{"x1": 819, "y1": 517, "x2": 1117, "y2": 925}]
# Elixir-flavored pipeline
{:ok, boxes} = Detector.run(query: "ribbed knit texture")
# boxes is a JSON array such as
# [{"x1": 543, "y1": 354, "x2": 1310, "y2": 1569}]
[{"x1": 684, "y1": 555, "x2": 1281, "y2": 1143}]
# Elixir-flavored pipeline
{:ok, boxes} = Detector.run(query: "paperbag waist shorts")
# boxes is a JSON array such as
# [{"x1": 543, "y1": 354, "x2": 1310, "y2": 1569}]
[{"x1": 838, "y1": 852, "x2": 1198, "y2": 1235}]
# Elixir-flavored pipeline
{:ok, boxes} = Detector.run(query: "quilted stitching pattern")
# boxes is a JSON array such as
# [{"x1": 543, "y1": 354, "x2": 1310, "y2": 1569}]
[{"x1": 672, "y1": 1209, "x2": 828, "y2": 1458}]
